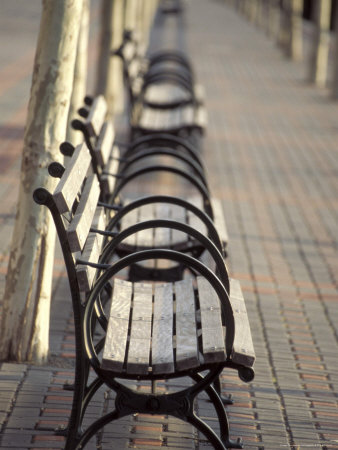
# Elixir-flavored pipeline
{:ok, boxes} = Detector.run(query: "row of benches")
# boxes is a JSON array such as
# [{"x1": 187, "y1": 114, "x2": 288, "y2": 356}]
[{"x1": 33, "y1": 14, "x2": 255, "y2": 450}]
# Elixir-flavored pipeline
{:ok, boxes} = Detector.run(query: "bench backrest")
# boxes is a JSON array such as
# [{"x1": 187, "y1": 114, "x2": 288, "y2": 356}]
[
  {"x1": 70, "y1": 96, "x2": 119, "y2": 200},
  {"x1": 34, "y1": 142, "x2": 106, "y2": 293},
  {"x1": 114, "y1": 37, "x2": 145, "y2": 105}
]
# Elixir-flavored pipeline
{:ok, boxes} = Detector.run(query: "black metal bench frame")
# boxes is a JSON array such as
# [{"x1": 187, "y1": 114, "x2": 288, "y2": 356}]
[
  {"x1": 33, "y1": 139, "x2": 255, "y2": 449},
  {"x1": 69, "y1": 95, "x2": 228, "y2": 279},
  {"x1": 112, "y1": 31, "x2": 207, "y2": 139},
  {"x1": 32, "y1": 9, "x2": 255, "y2": 446},
  {"x1": 114, "y1": 29, "x2": 197, "y2": 109}
]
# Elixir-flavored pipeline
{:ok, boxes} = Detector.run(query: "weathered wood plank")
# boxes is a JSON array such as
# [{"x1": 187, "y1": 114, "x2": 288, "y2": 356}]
[
  {"x1": 195, "y1": 105, "x2": 207, "y2": 129},
  {"x1": 101, "y1": 145, "x2": 120, "y2": 196},
  {"x1": 67, "y1": 174, "x2": 100, "y2": 252},
  {"x1": 170, "y1": 204, "x2": 187, "y2": 246},
  {"x1": 186, "y1": 196, "x2": 207, "y2": 239},
  {"x1": 135, "y1": 204, "x2": 154, "y2": 248},
  {"x1": 144, "y1": 83, "x2": 190, "y2": 105},
  {"x1": 210, "y1": 198, "x2": 228, "y2": 248},
  {"x1": 76, "y1": 207, "x2": 106, "y2": 292},
  {"x1": 194, "y1": 83, "x2": 205, "y2": 103},
  {"x1": 175, "y1": 279, "x2": 199, "y2": 370},
  {"x1": 197, "y1": 277, "x2": 226, "y2": 363},
  {"x1": 127, "y1": 282, "x2": 153, "y2": 375},
  {"x1": 153, "y1": 203, "x2": 171, "y2": 247},
  {"x1": 102, "y1": 279, "x2": 133, "y2": 372},
  {"x1": 229, "y1": 279, "x2": 255, "y2": 367},
  {"x1": 94, "y1": 120, "x2": 115, "y2": 167},
  {"x1": 119, "y1": 202, "x2": 138, "y2": 248},
  {"x1": 139, "y1": 107, "x2": 152, "y2": 128},
  {"x1": 152, "y1": 283, "x2": 174, "y2": 374},
  {"x1": 53, "y1": 142, "x2": 91, "y2": 213},
  {"x1": 153, "y1": 203, "x2": 174, "y2": 270},
  {"x1": 181, "y1": 105, "x2": 194, "y2": 127},
  {"x1": 85, "y1": 95, "x2": 107, "y2": 137}
]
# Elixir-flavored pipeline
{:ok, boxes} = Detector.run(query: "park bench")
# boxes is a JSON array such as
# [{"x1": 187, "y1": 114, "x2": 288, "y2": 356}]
[
  {"x1": 70, "y1": 94, "x2": 228, "y2": 281},
  {"x1": 160, "y1": 0, "x2": 183, "y2": 14},
  {"x1": 113, "y1": 32, "x2": 207, "y2": 137},
  {"x1": 33, "y1": 141, "x2": 255, "y2": 450},
  {"x1": 115, "y1": 30, "x2": 200, "y2": 108}
]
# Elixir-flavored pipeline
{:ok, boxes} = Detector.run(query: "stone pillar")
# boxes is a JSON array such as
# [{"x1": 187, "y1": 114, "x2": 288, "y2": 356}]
[
  {"x1": 289, "y1": 0, "x2": 304, "y2": 60},
  {"x1": 308, "y1": 0, "x2": 332, "y2": 86}
]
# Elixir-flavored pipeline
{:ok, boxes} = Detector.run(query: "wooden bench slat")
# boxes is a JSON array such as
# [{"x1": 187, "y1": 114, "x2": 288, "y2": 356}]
[
  {"x1": 197, "y1": 277, "x2": 226, "y2": 363},
  {"x1": 175, "y1": 279, "x2": 199, "y2": 370},
  {"x1": 102, "y1": 279, "x2": 252, "y2": 376},
  {"x1": 152, "y1": 283, "x2": 174, "y2": 374},
  {"x1": 101, "y1": 145, "x2": 120, "y2": 197},
  {"x1": 210, "y1": 198, "x2": 228, "y2": 248},
  {"x1": 67, "y1": 174, "x2": 100, "y2": 252},
  {"x1": 170, "y1": 204, "x2": 187, "y2": 245},
  {"x1": 120, "y1": 203, "x2": 138, "y2": 248},
  {"x1": 144, "y1": 83, "x2": 190, "y2": 104},
  {"x1": 186, "y1": 196, "x2": 207, "y2": 238},
  {"x1": 53, "y1": 142, "x2": 91, "y2": 213},
  {"x1": 76, "y1": 207, "x2": 106, "y2": 292},
  {"x1": 127, "y1": 282, "x2": 153, "y2": 375},
  {"x1": 181, "y1": 105, "x2": 194, "y2": 127},
  {"x1": 135, "y1": 204, "x2": 155, "y2": 248},
  {"x1": 229, "y1": 279, "x2": 255, "y2": 367},
  {"x1": 139, "y1": 107, "x2": 152, "y2": 129},
  {"x1": 153, "y1": 203, "x2": 171, "y2": 247},
  {"x1": 102, "y1": 279, "x2": 133, "y2": 372},
  {"x1": 153, "y1": 204, "x2": 175, "y2": 270},
  {"x1": 129, "y1": 58, "x2": 142, "y2": 82},
  {"x1": 172, "y1": 108, "x2": 182, "y2": 130},
  {"x1": 85, "y1": 95, "x2": 107, "y2": 137},
  {"x1": 94, "y1": 120, "x2": 115, "y2": 167},
  {"x1": 195, "y1": 105, "x2": 208, "y2": 129},
  {"x1": 194, "y1": 83, "x2": 205, "y2": 103}
]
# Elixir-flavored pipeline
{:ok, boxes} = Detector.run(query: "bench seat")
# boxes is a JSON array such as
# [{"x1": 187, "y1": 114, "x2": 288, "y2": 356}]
[
  {"x1": 102, "y1": 277, "x2": 255, "y2": 377},
  {"x1": 142, "y1": 82, "x2": 204, "y2": 109},
  {"x1": 35, "y1": 138, "x2": 255, "y2": 450},
  {"x1": 115, "y1": 35, "x2": 197, "y2": 109},
  {"x1": 131, "y1": 102, "x2": 207, "y2": 134},
  {"x1": 118, "y1": 196, "x2": 228, "y2": 252}
]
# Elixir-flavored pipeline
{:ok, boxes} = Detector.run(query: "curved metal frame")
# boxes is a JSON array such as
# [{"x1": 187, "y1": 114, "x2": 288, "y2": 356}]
[
  {"x1": 105, "y1": 195, "x2": 222, "y2": 251},
  {"x1": 117, "y1": 146, "x2": 207, "y2": 185},
  {"x1": 33, "y1": 188, "x2": 92, "y2": 446},
  {"x1": 122, "y1": 30, "x2": 193, "y2": 74},
  {"x1": 97, "y1": 218, "x2": 229, "y2": 291},
  {"x1": 83, "y1": 249, "x2": 234, "y2": 370},
  {"x1": 65, "y1": 250, "x2": 235, "y2": 449},
  {"x1": 132, "y1": 113, "x2": 204, "y2": 135},
  {"x1": 142, "y1": 70, "x2": 194, "y2": 95},
  {"x1": 124, "y1": 132, "x2": 203, "y2": 165},
  {"x1": 109, "y1": 164, "x2": 212, "y2": 217},
  {"x1": 34, "y1": 188, "x2": 252, "y2": 450},
  {"x1": 148, "y1": 50, "x2": 193, "y2": 73},
  {"x1": 125, "y1": 140, "x2": 204, "y2": 171},
  {"x1": 114, "y1": 35, "x2": 195, "y2": 108}
]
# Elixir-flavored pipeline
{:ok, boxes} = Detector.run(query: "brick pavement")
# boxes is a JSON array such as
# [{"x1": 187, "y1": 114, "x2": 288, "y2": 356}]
[{"x1": 0, "y1": 0, "x2": 338, "y2": 449}]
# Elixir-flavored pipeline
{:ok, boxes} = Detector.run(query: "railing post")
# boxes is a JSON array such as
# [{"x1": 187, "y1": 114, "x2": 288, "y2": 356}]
[
  {"x1": 331, "y1": 1, "x2": 338, "y2": 98},
  {"x1": 266, "y1": 0, "x2": 281, "y2": 39},
  {"x1": 289, "y1": 0, "x2": 304, "y2": 60},
  {"x1": 277, "y1": 0, "x2": 290, "y2": 51},
  {"x1": 308, "y1": 0, "x2": 332, "y2": 87}
]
